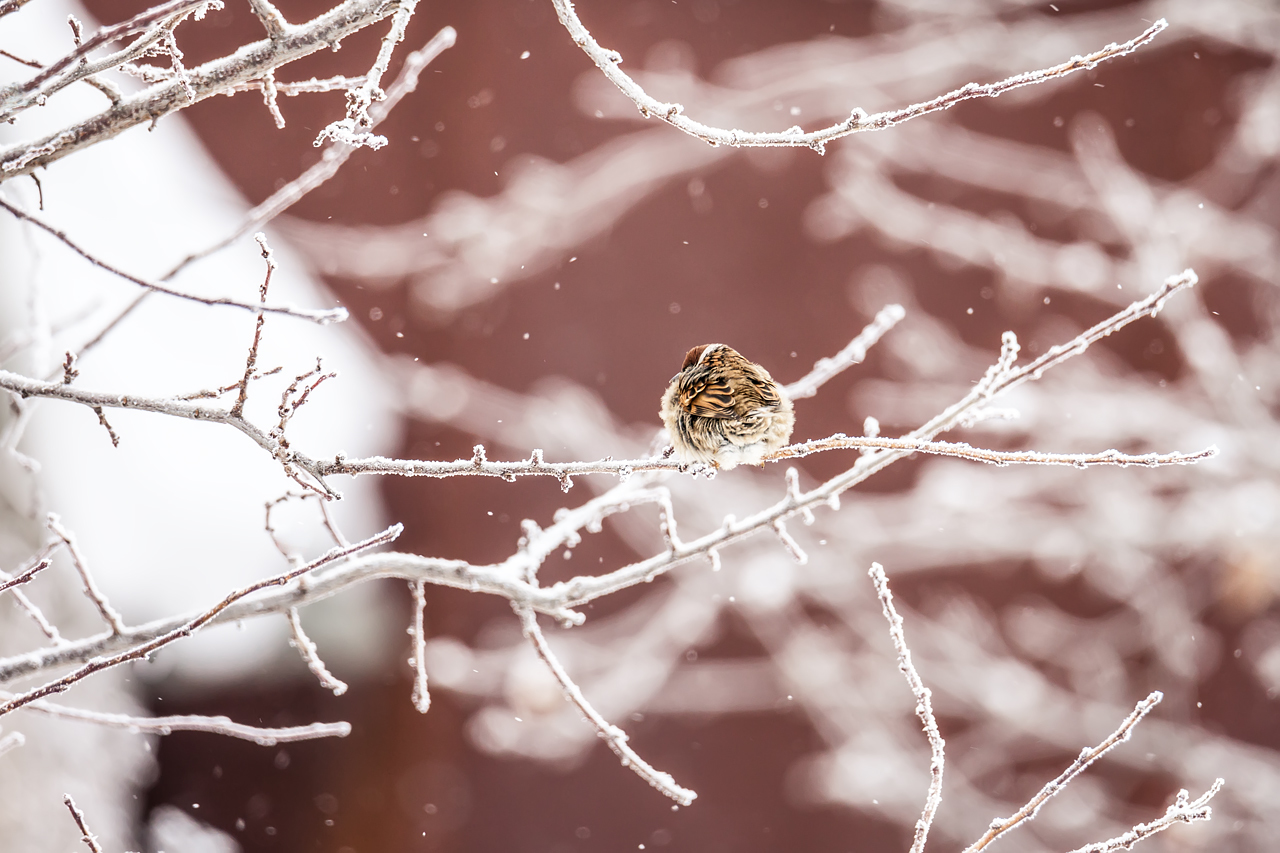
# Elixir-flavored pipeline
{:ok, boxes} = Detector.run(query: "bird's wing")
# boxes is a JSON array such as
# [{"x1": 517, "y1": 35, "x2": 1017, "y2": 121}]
[{"x1": 680, "y1": 376, "x2": 736, "y2": 419}]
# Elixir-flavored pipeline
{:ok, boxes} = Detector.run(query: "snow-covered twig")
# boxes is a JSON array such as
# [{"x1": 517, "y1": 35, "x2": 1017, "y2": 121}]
[
  {"x1": 1065, "y1": 780, "x2": 1224, "y2": 853},
  {"x1": 517, "y1": 605, "x2": 696, "y2": 805},
  {"x1": 785, "y1": 304, "x2": 905, "y2": 400},
  {"x1": 312, "y1": 0, "x2": 419, "y2": 149},
  {"x1": 285, "y1": 608, "x2": 348, "y2": 696},
  {"x1": 552, "y1": 1, "x2": 1166, "y2": 154},
  {"x1": 0, "y1": 197, "x2": 346, "y2": 324},
  {"x1": 0, "y1": 524, "x2": 400, "y2": 719},
  {"x1": 0, "y1": 0, "x2": 411, "y2": 178},
  {"x1": 870, "y1": 563, "x2": 944, "y2": 853},
  {"x1": 46, "y1": 515, "x2": 127, "y2": 635},
  {"x1": 164, "y1": 26, "x2": 457, "y2": 279},
  {"x1": 963, "y1": 691, "x2": 1164, "y2": 852},
  {"x1": 11, "y1": 694, "x2": 350, "y2": 744},
  {"x1": 408, "y1": 580, "x2": 430, "y2": 713},
  {"x1": 62, "y1": 794, "x2": 102, "y2": 853}
]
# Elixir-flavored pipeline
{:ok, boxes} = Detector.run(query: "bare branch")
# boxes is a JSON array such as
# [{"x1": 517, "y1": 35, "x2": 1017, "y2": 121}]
[
  {"x1": 0, "y1": 0, "x2": 409, "y2": 178},
  {"x1": 313, "y1": 0, "x2": 419, "y2": 149},
  {"x1": 870, "y1": 563, "x2": 944, "y2": 853},
  {"x1": 0, "y1": 524, "x2": 400, "y2": 719},
  {"x1": 1065, "y1": 780, "x2": 1224, "y2": 853},
  {"x1": 963, "y1": 692, "x2": 1164, "y2": 852},
  {"x1": 0, "y1": 197, "x2": 347, "y2": 324},
  {"x1": 231, "y1": 233, "x2": 276, "y2": 417},
  {"x1": 552, "y1": 2, "x2": 1167, "y2": 154},
  {"x1": 13, "y1": 694, "x2": 349, "y2": 744},
  {"x1": 285, "y1": 608, "x2": 348, "y2": 696},
  {"x1": 63, "y1": 794, "x2": 103, "y2": 853},
  {"x1": 517, "y1": 605, "x2": 696, "y2": 805},
  {"x1": 0, "y1": 0, "x2": 210, "y2": 123},
  {"x1": 408, "y1": 580, "x2": 430, "y2": 713},
  {"x1": 164, "y1": 26, "x2": 456, "y2": 279},
  {"x1": 46, "y1": 514, "x2": 127, "y2": 635},
  {"x1": 784, "y1": 304, "x2": 905, "y2": 400},
  {"x1": 766, "y1": 436, "x2": 1219, "y2": 469}
]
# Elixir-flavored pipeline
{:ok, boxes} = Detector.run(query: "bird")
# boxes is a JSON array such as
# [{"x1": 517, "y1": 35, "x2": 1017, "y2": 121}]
[{"x1": 659, "y1": 344, "x2": 795, "y2": 469}]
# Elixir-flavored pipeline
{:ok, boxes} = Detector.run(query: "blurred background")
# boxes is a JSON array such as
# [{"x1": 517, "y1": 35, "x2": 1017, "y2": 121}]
[{"x1": 2, "y1": 0, "x2": 1279, "y2": 850}]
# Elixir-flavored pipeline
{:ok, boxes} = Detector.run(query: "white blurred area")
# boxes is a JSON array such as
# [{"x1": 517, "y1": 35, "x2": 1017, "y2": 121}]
[{"x1": 0, "y1": 1, "x2": 395, "y2": 847}]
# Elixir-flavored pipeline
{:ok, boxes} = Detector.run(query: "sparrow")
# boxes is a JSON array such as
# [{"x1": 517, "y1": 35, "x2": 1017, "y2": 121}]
[{"x1": 659, "y1": 344, "x2": 795, "y2": 469}]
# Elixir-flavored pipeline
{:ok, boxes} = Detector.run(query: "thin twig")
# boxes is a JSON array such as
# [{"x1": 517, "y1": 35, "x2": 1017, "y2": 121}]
[
  {"x1": 0, "y1": 559, "x2": 51, "y2": 595},
  {"x1": 282, "y1": 609, "x2": 348, "y2": 696},
  {"x1": 517, "y1": 605, "x2": 696, "y2": 805},
  {"x1": 870, "y1": 563, "x2": 944, "y2": 853},
  {"x1": 12, "y1": 694, "x2": 349, "y2": 744},
  {"x1": 0, "y1": 524, "x2": 400, "y2": 719},
  {"x1": 963, "y1": 692, "x2": 1165, "y2": 852},
  {"x1": 162, "y1": 25, "x2": 457, "y2": 279},
  {"x1": 552, "y1": 2, "x2": 1167, "y2": 154},
  {"x1": 46, "y1": 514, "x2": 128, "y2": 635},
  {"x1": 1065, "y1": 780, "x2": 1224, "y2": 853},
  {"x1": 63, "y1": 794, "x2": 103, "y2": 853},
  {"x1": 0, "y1": 197, "x2": 346, "y2": 325},
  {"x1": 409, "y1": 580, "x2": 430, "y2": 713},
  {"x1": 0, "y1": 0, "x2": 407, "y2": 178},
  {"x1": 313, "y1": 0, "x2": 419, "y2": 148},
  {"x1": 785, "y1": 304, "x2": 905, "y2": 399}
]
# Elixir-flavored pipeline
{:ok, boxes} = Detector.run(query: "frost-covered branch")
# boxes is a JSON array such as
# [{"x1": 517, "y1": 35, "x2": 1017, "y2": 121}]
[
  {"x1": 1065, "y1": 781, "x2": 1224, "y2": 853},
  {"x1": 62, "y1": 794, "x2": 102, "y2": 853},
  {"x1": 10, "y1": 694, "x2": 350, "y2": 745},
  {"x1": 0, "y1": 524, "x2": 400, "y2": 719},
  {"x1": 164, "y1": 25, "x2": 457, "y2": 279},
  {"x1": 870, "y1": 563, "x2": 944, "y2": 853},
  {"x1": 517, "y1": 605, "x2": 696, "y2": 805},
  {"x1": 0, "y1": 197, "x2": 346, "y2": 324},
  {"x1": 0, "y1": 0, "x2": 415, "y2": 179},
  {"x1": 0, "y1": 271, "x2": 1208, "y2": 686},
  {"x1": 552, "y1": 1, "x2": 1166, "y2": 154},
  {"x1": 963, "y1": 691, "x2": 1165, "y2": 852}
]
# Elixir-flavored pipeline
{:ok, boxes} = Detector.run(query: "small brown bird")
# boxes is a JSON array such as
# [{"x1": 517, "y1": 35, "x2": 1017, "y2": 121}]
[{"x1": 660, "y1": 344, "x2": 795, "y2": 469}]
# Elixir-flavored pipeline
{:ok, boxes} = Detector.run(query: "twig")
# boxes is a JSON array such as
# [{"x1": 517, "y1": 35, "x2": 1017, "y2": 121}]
[
  {"x1": 0, "y1": 729, "x2": 24, "y2": 757},
  {"x1": 517, "y1": 605, "x2": 696, "y2": 805},
  {"x1": 247, "y1": 0, "x2": 289, "y2": 39},
  {"x1": 784, "y1": 304, "x2": 905, "y2": 400},
  {"x1": 231, "y1": 233, "x2": 276, "y2": 417},
  {"x1": 313, "y1": 0, "x2": 419, "y2": 149},
  {"x1": 0, "y1": 0, "x2": 209, "y2": 122},
  {"x1": 285, "y1": 609, "x2": 349, "y2": 696},
  {"x1": 0, "y1": 524, "x2": 400, "y2": 719},
  {"x1": 552, "y1": 2, "x2": 1167, "y2": 154},
  {"x1": 1065, "y1": 780, "x2": 1224, "y2": 853},
  {"x1": 0, "y1": 368, "x2": 340, "y2": 497},
  {"x1": 0, "y1": 197, "x2": 346, "y2": 325},
  {"x1": 408, "y1": 580, "x2": 430, "y2": 713},
  {"x1": 870, "y1": 563, "x2": 943, "y2": 853},
  {"x1": 46, "y1": 514, "x2": 128, "y2": 635},
  {"x1": 0, "y1": 0, "x2": 408, "y2": 178},
  {"x1": 12, "y1": 694, "x2": 349, "y2": 744},
  {"x1": 963, "y1": 692, "x2": 1164, "y2": 852},
  {"x1": 162, "y1": 25, "x2": 457, "y2": 279},
  {"x1": 0, "y1": 559, "x2": 50, "y2": 595},
  {"x1": 63, "y1": 794, "x2": 103, "y2": 853},
  {"x1": 766, "y1": 436, "x2": 1219, "y2": 468}
]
